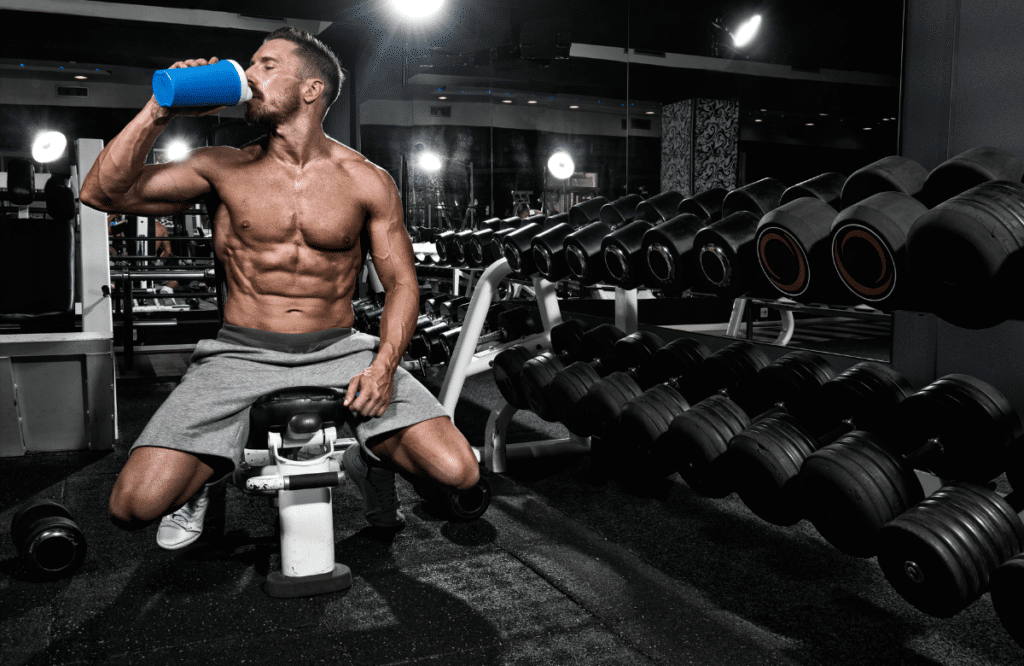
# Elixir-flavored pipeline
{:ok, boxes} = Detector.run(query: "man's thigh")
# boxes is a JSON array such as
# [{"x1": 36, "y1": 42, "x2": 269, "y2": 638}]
[{"x1": 370, "y1": 416, "x2": 479, "y2": 488}]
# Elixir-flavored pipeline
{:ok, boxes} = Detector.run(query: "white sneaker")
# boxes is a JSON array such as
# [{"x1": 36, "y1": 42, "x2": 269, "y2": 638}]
[
  {"x1": 156, "y1": 484, "x2": 213, "y2": 550},
  {"x1": 343, "y1": 444, "x2": 405, "y2": 528}
]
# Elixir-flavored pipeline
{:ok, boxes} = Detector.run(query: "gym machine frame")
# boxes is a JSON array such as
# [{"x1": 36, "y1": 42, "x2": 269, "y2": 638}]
[{"x1": 0, "y1": 139, "x2": 118, "y2": 457}]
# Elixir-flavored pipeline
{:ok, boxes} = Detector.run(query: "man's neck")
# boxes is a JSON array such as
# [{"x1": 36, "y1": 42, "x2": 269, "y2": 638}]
[{"x1": 264, "y1": 116, "x2": 331, "y2": 169}]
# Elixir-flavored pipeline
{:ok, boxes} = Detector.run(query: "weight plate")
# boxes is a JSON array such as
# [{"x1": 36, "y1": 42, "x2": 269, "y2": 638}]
[
  {"x1": 492, "y1": 346, "x2": 536, "y2": 409},
  {"x1": 579, "y1": 324, "x2": 627, "y2": 362},
  {"x1": 812, "y1": 362, "x2": 914, "y2": 437},
  {"x1": 520, "y1": 354, "x2": 566, "y2": 421},
  {"x1": 550, "y1": 362, "x2": 602, "y2": 433},
  {"x1": 580, "y1": 372, "x2": 644, "y2": 438},
  {"x1": 11, "y1": 499, "x2": 73, "y2": 549},
  {"x1": 690, "y1": 342, "x2": 771, "y2": 404},
  {"x1": 799, "y1": 431, "x2": 923, "y2": 557},
  {"x1": 991, "y1": 553, "x2": 1024, "y2": 648},
  {"x1": 650, "y1": 338, "x2": 711, "y2": 388},
  {"x1": 670, "y1": 395, "x2": 749, "y2": 498},
  {"x1": 619, "y1": 384, "x2": 691, "y2": 475},
  {"x1": 896, "y1": 374, "x2": 1022, "y2": 483},
  {"x1": 550, "y1": 319, "x2": 587, "y2": 357},
  {"x1": 444, "y1": 477, "x2": 492, "y2": 522},
  {"x1": 876, "y1": 482, "x2": 1024, "y2": 618},
  {"x1": 19, "y1": 515, "x2": 86, "y2": 579},
  {"x1": 730, "y1": 414, "x2": 817, "y2": 526}
]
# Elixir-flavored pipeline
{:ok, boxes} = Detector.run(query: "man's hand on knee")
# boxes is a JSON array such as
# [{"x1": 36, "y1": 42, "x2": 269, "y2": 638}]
[{"x1": 345, "y1": 363, "x2": 395, "y2": 418}]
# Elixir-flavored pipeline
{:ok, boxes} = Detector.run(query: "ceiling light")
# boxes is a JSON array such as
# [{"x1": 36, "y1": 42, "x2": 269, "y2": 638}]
[
  {"x1": 863, "y1": 127, "x2": 872, "y2": 130},
  {"x1": 819, "y1": 112, "x2": 828, "y2": 116},
  {"x1": 645, "y1": 111, "x2": 655, "y2": 115},
  {"x1": 166, "y1": 141, "x2": 190, "y2": 161},
  {"x1": 548, "y1": 151, "x2": 574, "y2": 180},
  {"x1": 732, "y1": 15, "x2": 762, "y2": 48},
  {"x1": 32, "y1": 131, "x2": 67, "y2": 163},
  {"x1": 805, "y1": 122, "x2": 814, "y2": 126},
  {"x1": 418, "y1": 151, "x2": 442, "y2": 172},
  {"x1": 527, "y1": 100, "x2": 537, "y2": 104},
  {"x1": 754, "y1": 118, "x2": 762, "y2": 123},
  {"x1": 74, "y1": 75, "x2": 87, "y2": 80},
  {"x1": 438, "y1": 96, "x2": 447, "y2": 100},
  {"x1": 502, "y1": 99, "x2": 512, "y2": 104},
  {"x1": 569, "y1": 105, "x2": 579, "y2": 109},
  {"x1": 393, "y1": 0, "x2": 443, "y2": 18}
]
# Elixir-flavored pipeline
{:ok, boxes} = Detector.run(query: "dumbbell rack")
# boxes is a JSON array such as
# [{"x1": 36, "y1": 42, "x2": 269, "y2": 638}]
[{"x1": 436, "y1": 257, "x2": 643, "y2": 473}]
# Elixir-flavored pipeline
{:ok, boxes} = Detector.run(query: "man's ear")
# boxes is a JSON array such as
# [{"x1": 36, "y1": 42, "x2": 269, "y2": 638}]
[{"x1": 303, "y1": 79, "x2": 325, "y2": 105}]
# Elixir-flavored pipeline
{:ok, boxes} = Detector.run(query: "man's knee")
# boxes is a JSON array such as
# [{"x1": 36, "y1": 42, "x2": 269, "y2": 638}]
[
  {"x1": 448, "y1": 454, "x2": 480, "y2": 492},
  {"x1": 108, "y1": 484, "x2": 169, "y2": 531}
]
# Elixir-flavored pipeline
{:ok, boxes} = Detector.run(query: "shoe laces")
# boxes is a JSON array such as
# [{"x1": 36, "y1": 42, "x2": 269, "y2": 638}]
[{"x1": 165, "y1": 492, "x2": 208, "y2": 529}]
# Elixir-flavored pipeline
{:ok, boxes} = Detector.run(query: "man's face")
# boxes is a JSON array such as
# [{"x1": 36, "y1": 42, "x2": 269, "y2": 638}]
[{"x1": 244, "y1": 40, "x2": 304, "y2": 130}]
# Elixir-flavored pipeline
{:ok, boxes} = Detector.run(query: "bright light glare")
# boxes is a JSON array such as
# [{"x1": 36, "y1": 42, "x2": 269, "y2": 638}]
[
  {"x1": 548, "y1": 151, "x2": 574, "y2": 180},
  {"x1": 32, "y1": 131, "x2": 67, "y2": 163},
  {"x1": 419, "y1": 152, "x2": 443, "y2": 172},
  {"x1": 394, "y1": 0, "x2": 443, "y2": 18},
  {"x1": 732, "y1": 15, "x2": 762, "y2": 47},
  {"x1": 166, "y1": 141, "x2": 190, "y2": 161}
]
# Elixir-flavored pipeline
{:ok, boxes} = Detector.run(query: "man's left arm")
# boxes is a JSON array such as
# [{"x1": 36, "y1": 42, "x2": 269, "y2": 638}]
[{"x1": 344, "y1": 168, "x2": 418, "y2": 417}]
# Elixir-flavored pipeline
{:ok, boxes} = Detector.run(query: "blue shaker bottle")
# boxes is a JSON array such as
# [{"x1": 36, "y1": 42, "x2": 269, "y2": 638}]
[{"x1": 152, "y1": 60, "x2": 253, "y2": 108}]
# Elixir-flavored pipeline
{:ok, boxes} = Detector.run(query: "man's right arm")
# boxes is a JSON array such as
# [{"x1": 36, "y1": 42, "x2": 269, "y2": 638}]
[
  {"x1": 80, "y1": 98, "x2": 226, "y2": 216},
  {"x1": 80, "y1": 58, "x2": 229, "y2": 216}
]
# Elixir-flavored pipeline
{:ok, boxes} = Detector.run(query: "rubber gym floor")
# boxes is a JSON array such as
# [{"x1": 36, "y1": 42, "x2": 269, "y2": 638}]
[{"x1": 2, "y1": 364, "x2": 1020, "y2": 666}]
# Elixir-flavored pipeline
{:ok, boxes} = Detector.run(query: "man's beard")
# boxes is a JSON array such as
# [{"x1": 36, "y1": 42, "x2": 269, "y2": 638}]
[{"x1": 245, "y1": 93, "x2": 301, "y2": 131}]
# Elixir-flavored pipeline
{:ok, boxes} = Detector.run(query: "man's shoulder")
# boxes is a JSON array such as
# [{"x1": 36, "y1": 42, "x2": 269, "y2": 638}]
[{"x1": 328, "y1": 140, "x2": 390, "y2": 180}]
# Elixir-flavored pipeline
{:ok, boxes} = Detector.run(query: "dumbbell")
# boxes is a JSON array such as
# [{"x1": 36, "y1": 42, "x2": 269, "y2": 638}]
[
  {"x1": 449, "y1": 229, "x2": 479, "y2": 267},
  {"x1": 916, "y1": 146, "x2": 1024, "y2": 209},
  {"x1": 906, "y1": 179, "x2": 1024, "y2": 329},
  {"x1": 462, "y1": 218, "x2": 503, "y2": 268},
  {"x1": 435, "y1": 230, "x2": 457, "y2": 265},
  {"x1": 840, "y1": 155, "x2": 929, "y2": 210},
  {"x1": 545, "y1": 330, "x2": 667, "y2": 430},
  {"x1": 601, "y1": 191, "x2": 684, "y2": 289},
  {"x1": 831, "y1": 191, "x2": 929, "y2": 310},
  {"x1": 564, "y1": 194, "x2": 645, "y2": 285},
  {"x1": 991, "y1": 551, "x2": 1024, "y2": 647},
  {"x1": 756, "y1": 197, "x2": 845, "y2": 304},
  {"x1": 780, "y1": 172, "x2": 846, "y2": 210},
  {"x1": 664, "y1": 351, "x2": 841, "y2": 497},
  {"x1": 519, "y1": 324, "x2": 627, "y2": 422},
  {"x1": 571, "y1": 337, "x2": 712, "y2": 438},
  {"x1": 491, "y1": 319, "x2": 589, "y2": 409},
  {"x1": 502, "y1": 213, "x2": 567, "y2": 278},
  {"x1": 407, "y1": 315, "x2": 440, "y2": 359},
  {"x1": 531, "y1": 197, "x2": 610, "y2": 281},
  {"x1": 693, "y1": 178, "x2": 787, "y2": 298},
  {"x1": 724, "y1": 362, "x2": 915, "y2": 524},
  {"x1": 423, "y1": 293, "x2": 453, "y2": 320},
  {"x1": 611, "y1": 342, "x2": 771, "y2": 477},
  {"x1": 11, "y1": 499, "x2": 87, "y2": 579},
  {"x1": 876, "y1": 480, "x2": 1023, "y2": 619},
  {"x1": 435, "y1": 306, "x2": 541, "y2": 364},
  {"x1": 639, "y1": 187, "x2": 727, "y2": 295},
  {"x1": 798, "y1": 374, "x2": 1023, "y2": 558},
  {"x1": 409, "y1": 473, "x2": 493, "y2": 521}
]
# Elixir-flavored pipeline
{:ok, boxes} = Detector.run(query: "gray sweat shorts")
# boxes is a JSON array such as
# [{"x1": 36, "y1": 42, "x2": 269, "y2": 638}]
[{"x1": 130, "y1": 324, "x2": 450, "y2": 474}]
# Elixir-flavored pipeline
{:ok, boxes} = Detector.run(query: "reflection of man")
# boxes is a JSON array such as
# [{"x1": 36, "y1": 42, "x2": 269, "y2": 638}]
[
  {"x1": 81, "y1": 27, "x2": 480, "y2": 552},
  {"x1": 152, "y1": 219, "x2": 180, "y2": 294}
]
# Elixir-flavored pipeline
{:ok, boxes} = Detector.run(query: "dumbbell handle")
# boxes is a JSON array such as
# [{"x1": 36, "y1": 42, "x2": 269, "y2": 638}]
[
  {"x1": 246, "y1": 471, "x2": 344, "y2": 492},
  {"x1": 903, "y1": 438, "x2": 945, "y2": 470},
  {"x1": 750, "y1": 399, "x2": 858, "y2": 445}
]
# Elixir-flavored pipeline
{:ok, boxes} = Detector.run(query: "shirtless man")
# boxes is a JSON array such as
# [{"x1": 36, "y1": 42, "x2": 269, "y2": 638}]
[{"x1": 80, "y1": 27, "x2": 480, "y2": 550}]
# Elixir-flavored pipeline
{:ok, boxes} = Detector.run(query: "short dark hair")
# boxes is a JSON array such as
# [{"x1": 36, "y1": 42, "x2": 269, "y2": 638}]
[{"x1": 264, "y1": 27, "x2": 344, "y2": 111}]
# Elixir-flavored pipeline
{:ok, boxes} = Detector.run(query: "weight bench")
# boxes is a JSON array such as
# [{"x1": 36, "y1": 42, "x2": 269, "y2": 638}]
[{"x1": 232, "y1": 387, "x2": 355, "y2": 598}]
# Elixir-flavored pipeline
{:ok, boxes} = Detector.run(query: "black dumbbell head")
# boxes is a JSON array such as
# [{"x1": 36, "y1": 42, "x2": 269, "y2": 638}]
[
  {"x1": 693, "y1": 211, "x2": 764, "y2": 299},
  {"x1": 918, "y1": 146, "x2": 1024, "y2": 209},
  {"x1": 635, "y1": 191, "x2": 684, "y2": 224},
  {"x1": 670, "y1": 394, "x2": 749, "y2": 498},
  {"x1": 677, "y1": 187, "x2": 727, "y2": 224},
  {"x1": 728, "y1": 413, "x2": 818, "y2": 525},
  {"x1": 756, "y1": 197, "x2": 842, "y2": 302},
  {"x1": 780, "y1": 172, "x2": 846, "y2": 210},
  {"x1": 811, "y1": 362, "x2": 914, "y2": 438},
  {"x1": 841, "y1": 155, "x2": 929, "y2": 210},
  {"x1": 894, "y1": 374, "x2": 1023, "y2": 483},
  {"x1": 991, "y1": 553, "x2": 1024, "y2": 648},
  {"x1": 906, "y1": 180, "x2": 1024, "y2": 329},
  {"x1": 493, "y1": 346, "x2": 536, "y2": 409},
  {"x1": 642, "y1": 213, "x2": 706, "y2": 294},
  {"x1": 877, "y1": 481, "x2": 1024, "y2": 618},
  {"x1": 617, "y1": 384, "x2": 691, "y2": 474},
  {"x1": 568, "y1": 196, "x2": 610, "y2": 228},
  {"x1": 831, "y1": 191, "x2": 929, "y2": 308},
  {"x1": 722, "y1": 177, "x2": 786, "y2": 219},
  {"x1": 798, "y1": 430, "x2": 923, "y2": 558}
]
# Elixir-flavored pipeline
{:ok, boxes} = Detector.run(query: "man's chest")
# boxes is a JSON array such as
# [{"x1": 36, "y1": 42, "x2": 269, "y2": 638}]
[{"x1": 212, "y1": 164, "x2": 367, "y2": 248}]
